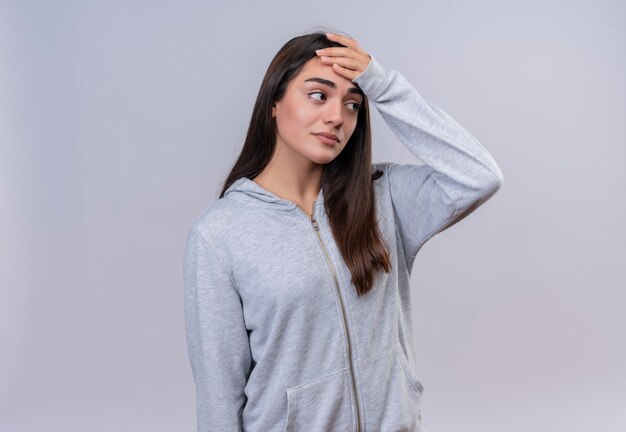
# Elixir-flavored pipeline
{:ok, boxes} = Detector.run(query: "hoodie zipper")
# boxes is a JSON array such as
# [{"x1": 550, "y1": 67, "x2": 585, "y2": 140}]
[{"x1": 298, "y1": 200, "x2": 362, "y2": 432}]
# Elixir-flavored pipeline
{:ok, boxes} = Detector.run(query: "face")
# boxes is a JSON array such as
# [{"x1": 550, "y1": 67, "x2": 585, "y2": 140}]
[{"x1": 271, "y1": 56, "x2": 364, "y2": 165}]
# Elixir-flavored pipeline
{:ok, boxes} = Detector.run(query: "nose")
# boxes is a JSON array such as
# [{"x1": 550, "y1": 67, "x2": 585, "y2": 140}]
[{"x1": 323, "y1": 99, "x2": 344, "y2": 127}]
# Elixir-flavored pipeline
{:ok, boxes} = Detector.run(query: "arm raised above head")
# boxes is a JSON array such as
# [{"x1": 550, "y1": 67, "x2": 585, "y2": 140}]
[{"x1": 354, "y1": 57, "x2": 504, "y2": 263}]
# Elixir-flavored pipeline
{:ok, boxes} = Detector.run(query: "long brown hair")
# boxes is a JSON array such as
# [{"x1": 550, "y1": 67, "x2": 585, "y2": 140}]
[{"x1": 219, "y1": 31, "x2": 391, "y2": 296}]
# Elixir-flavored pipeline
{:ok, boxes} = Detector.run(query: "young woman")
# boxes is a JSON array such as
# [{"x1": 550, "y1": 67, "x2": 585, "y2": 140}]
[{"x1": 183, "y1": 31, "x2": 503, "y2": 432}]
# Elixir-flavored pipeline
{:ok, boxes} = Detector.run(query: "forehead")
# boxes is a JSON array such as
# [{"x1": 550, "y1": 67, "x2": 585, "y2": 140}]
[{"x1": 294, "y1": 57, "x2": 358, "y2": 90}]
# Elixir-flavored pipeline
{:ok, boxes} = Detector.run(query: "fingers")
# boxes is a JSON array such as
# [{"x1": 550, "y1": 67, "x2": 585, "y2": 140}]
[
  {"x1": 315, "y1": 32, "x2": 372, "y2": 80},
  {"x1": 330, "y1": 62, "x2": 360, "y2": 81},
  {"x1": 326, "y1": 32, "x2": 360, "y2": 50},
  {"x1": 319, "y1": 55, "x2": 361, "y2": 72},
  {"x1": 316, "y1": 46, "x2": 361, "y2": 58},
  {"x1": 316, "y1": 33, "x2": 372, "y2": 66},
  {"x1": 317, "y1": 53, "x2": 368, "y2": 81},
  {"x1": 316, "y1": 50, "x2": 370, "y2": 77}
]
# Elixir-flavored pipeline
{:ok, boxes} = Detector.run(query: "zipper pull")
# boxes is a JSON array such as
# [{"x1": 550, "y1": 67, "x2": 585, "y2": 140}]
[
  {"x1": 310, "y1": 200, "x2": 320, "y2": 230},
  {"x1": 311, "y1": 215, "x2": 319, "y2": 231}
]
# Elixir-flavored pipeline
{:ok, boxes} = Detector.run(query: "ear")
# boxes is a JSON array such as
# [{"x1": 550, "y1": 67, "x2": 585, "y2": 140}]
[{"x1": 272, "y1": 104, "x2": 276, "y2": 118}]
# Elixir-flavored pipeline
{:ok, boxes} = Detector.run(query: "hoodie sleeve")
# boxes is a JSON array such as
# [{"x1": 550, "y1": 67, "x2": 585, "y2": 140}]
[
  {"x1": 353, "y1": 57, "x2": 504, "y2": 265},
  {"x1": 183, "y1": 226, "x2": 252, "y2": 432}
]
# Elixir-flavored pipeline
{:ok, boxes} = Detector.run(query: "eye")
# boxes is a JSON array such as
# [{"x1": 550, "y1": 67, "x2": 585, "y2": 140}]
[
  {"x1": 346, "y1": 102, "x2": 361, "y2": 112},
  {"x1": 309, "y1": 91, "x2": 326, "y2": 101}
]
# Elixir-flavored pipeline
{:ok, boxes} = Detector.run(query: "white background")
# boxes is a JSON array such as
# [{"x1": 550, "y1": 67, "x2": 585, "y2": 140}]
[{"x1": 1, "y1": 0, "x2": 625, "y2": 431}]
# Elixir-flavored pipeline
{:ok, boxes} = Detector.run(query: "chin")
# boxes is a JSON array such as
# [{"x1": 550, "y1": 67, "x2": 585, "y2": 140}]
[{"x1": 308, "y1": 151, "x2": 339, "y2": 165}]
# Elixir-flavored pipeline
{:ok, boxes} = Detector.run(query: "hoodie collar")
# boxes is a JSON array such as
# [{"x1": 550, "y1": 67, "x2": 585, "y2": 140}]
[{"x1": 224, "y1": 177, "x2": 325, "y2": 213}]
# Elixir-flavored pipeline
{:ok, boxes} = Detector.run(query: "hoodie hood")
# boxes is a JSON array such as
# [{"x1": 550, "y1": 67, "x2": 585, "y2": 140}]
[{"x1": 223, "y1": 177, "x2": 325, "y2": 213}]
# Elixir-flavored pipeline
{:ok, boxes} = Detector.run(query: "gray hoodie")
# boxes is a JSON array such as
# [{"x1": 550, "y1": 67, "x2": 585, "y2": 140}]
[{"x1": 183, "y1": 56, "x2": 503, "y2": 432}]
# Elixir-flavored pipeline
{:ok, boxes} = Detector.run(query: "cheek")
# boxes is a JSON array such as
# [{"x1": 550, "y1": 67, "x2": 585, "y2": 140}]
[
  {"x1": 276, "y1": 102, "x2": 315, "y2": 137},
  {"x1": 345, "y1": 117, "x2": 359, "y2": 139},
  {"x1": 290, "y1": 103, "x2": 318, "y2": 128},
  {"x1": 275, "y1": 108, "x2": 296, "y2": 138}
]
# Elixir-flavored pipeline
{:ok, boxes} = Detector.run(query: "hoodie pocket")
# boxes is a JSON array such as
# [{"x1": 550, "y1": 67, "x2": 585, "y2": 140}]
[
  {"x1": 283, "y1": 368, "x2": 354, "y2": 432},
  {"x1": 359, "y1": 344, "x2": 424, "y2": 431},
  {"x1": 396, "y1": 342, "x2": 425, "y2": 398}
]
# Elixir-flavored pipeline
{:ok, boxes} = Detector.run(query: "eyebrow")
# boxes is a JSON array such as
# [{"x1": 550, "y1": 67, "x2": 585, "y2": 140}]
[{"x1": 303, "y1": 77, "x2": 364, "y2": 96}]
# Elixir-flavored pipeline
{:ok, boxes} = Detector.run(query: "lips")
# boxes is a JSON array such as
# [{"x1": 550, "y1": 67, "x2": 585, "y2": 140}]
[{"x1": 313, "y1": 132, "x2": 340, "y2": 144}]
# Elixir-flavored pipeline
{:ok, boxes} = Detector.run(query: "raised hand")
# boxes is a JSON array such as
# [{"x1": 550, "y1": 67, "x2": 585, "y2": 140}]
[{"x1": 315, "y1": 33, "x2": 372, "y2": 81}]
